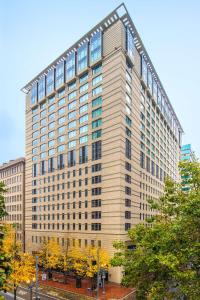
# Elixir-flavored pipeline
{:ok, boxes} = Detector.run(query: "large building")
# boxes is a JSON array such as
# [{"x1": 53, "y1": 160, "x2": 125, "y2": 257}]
[
  {"x1": 181, "y1": 144, "x2": 194, "y2": 162},
  {"x1": 22, "y1": 4, "x2": 183, "y2": 282},
  {"x1": 0, "y1": 158, "x2": 25, "y2": 247}
]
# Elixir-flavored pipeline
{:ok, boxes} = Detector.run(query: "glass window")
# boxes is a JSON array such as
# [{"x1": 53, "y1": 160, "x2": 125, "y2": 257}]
[
  {"x1": 92, "y1": 86, "x2": 102, "y2": 96},
  {"x1": 141, "y1": 55, "x2": 147, "y2": 85},
  {"x1": 79, "y1": 93, "x2": 88, "y2": 104},
  {"x1": 48, "y1": 149, "x2": 55, "y2": 156},
  {"x1": 79, "y1": 83, "x2": 88, "y2": 93},
  {"x1": 32, "y1": 147, "x2": 38, "y2": 154},
  {"x1": 48, "y1": 122, "x2": 55, "y2": 129},
  {"x1": 32, "y1": 123, "x2": 39, "y2": 130},
  {"x1": 79, "y1": 135, "x2": 88, "y2": 144},
  {"x1": 68, "y1": 91, "x2": 76, "y2": 101},
  {"x1": 57, "y1": 135, "x2": 65, "y2": 143},
  {"x1": 92, "y1": 129, "x2": 102, "y2": 140},
  {"x1": 40, "y1": 110, "x2": 46, "y2": 117},
  {"x1": 126, "y1": 82, "x2": 131, "y2": 94},
  {"x1": 126, "y1": 27, "x2": 135, "y2": 60},
  {"x1": 48, "y1": 113, "x2": 55, "y2": 121},
  {"x1": 92, "y1": 63, "x2": 102, "y2": 75},
  {"x1": 126, "y1": 93, "x2": 132, "y2": 105},
  {"x1": 126, "y1": 71, "x2": 132, "y2": 83},
  {"x1": 79, "y1": 104, "x2": 88, "y2": 114},
  {"x1": 57, "y1": 88, "x2": 65, "y2": 98},
  {"x1": 40, "y1": 143, "x2": 47, "y2": 151},
  {"x1": 79, "y1": 114, "x2": 88, "y2": 124},
  {"x1": 66, "y1": 52, "x2": 75, "y2": 81},
  {"x1": 58, "y1": 98, "x2": 65, "y2": 106},
  {"x1": 41, "y1": 134, "x2": 47, "y2": 142},
  {"x1": 68, "y1": 100, "x2": 76, "y2": 110},
  {"x1": 79, "y1": 72, "x2": 88, "y2": 83},
  {"x1": 58, "y1": 107, "x2": 65, "y2": 115},
  {"x1": 48, "y1": 131, "x2": 55, "y2": 139},
  {"x1": 68, "y1": 80, "x2": 76, "y2": 91},
  {"x1": 92, "y1": 107, "x2": 102, "y2": 118},
  {"x1": 92, "y1": 118, "x2": 102, "y2": 129},
  {"x1": 48, "y1": 96, "x2": 55, "y2": 104},
  {"x1": 77, "y1": 43, "x2": 88, "y2": 73},
  {"x1": 58, "y1": 145, "x2": 65, "y2": 152},
  {"x1": 40, "y1": 118, "x2": 46, "y2": 126},
  {"x1": 32, "y1": 139, "x2": 38, "y2": 146},
  {"x1": 68, "y1": 140, "x2": 76, "y2": 149},
  {"x1": 46, "y1": 69, "x2": 54, "y2": 95},
  {"x1": 38, "y1": 77, "x2": 45, "y2": 101},
  {"x1": 79, "y1": 124, "x2": 88, "y2": 134},
  {"x1": 68, "y1": 130, "x2": 76, "y2": 139},
  {"x1": 55, "y1": 61, "x2": 64, "y2": 88},
  {"x1": 48, "y1": 104, "x2": 55, "y2": 112},
  {"x1": 58, "y1": 117, "x2": 65, "y2": 124},
  {"x1": 40, "y1": 152, "x2": 46, "y2": 158},
  {"x1": 147, "y1": 68, "x2": 153, "y2": 94},
  {"x1": 90, "y1": 31, "x2": 102, "y2": 64},
  {"x1": 32, "y1": 106, "x2": 38, "y2": 115},
  {"x1": 92, "y1": 75, "x2": 102, "y2": 86},
  {"x1": 48, "y1": 140, "x2": 55, "y2": 147},
  {"x1": 41, "y1": 126, "x2": 47, "y2": 133},
  {"x1": 92, "y1": 96, "x2": 102, "y2": 107},
  {"x1": 31, "y1": 83, "x2": 37, "y2": 105},
  {"x1": 40, "y1": 102, "x2": 46, "y2": 109},
  {"x1": 126, "y1": 116, "x2": 132, "y2": 127},
  {"x1": 32, "y1": 156, "x2": 38, "y2": 161},
  {"x1": 68, "y1": 120, "x2": 76, "y2": 129},
  {"x1": 58, "y1": 126, "x2": 65, "y2": 134},
  {"x1": 68, "y1": 110, "x2": 76, "y2": 120},
  {"x1": 126, "y1": 105, "x2": 131, "y2": 115}
]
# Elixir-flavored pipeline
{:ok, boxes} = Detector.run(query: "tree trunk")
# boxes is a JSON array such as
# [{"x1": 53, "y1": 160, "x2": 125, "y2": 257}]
[
  {"x1": 76, "y1": 277, "x2": 82, "y2": 288},
  {"x1": 64, "y1": 271, "x2": 67, "y2": 284},
  {"x1": 14, "y1": 287, "x2": 17, "y2": 300}
]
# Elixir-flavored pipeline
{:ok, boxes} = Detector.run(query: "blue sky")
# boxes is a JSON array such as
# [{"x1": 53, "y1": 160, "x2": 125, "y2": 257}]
[{"x1": 0, "y1": 0, "x2": 200, "y2": 164}]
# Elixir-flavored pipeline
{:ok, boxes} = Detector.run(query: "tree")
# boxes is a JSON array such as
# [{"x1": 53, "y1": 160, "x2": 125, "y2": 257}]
[
  {"x1": 0, "y1": 183, "x2": 10, "y2": 295},
  {"x1": 1, "y1": 225, "x2": 35, "y2": 300},
  {"x1": 38, "y1": 238, "x2": 62, "y2": 279},
  {"x1": 111, "y1": 160, "x2": 200, "y2": 300},
  {"x1": 0, "y1": 182, "x2": 7, "y2": 220}
]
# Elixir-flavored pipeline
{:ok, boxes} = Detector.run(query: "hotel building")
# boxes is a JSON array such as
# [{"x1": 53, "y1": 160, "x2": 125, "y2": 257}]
[
  {"x1": 0, "y1": 158, "x2": 25, "y2": 247},
  {"x1": 22, "y1": 4, "x2": 183, "y2": 282}
]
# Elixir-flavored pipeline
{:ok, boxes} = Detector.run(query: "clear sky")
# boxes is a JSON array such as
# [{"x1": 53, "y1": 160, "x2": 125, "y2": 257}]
[{"x1": 0, "y1": 0, "x2": 200, "y2": 164}]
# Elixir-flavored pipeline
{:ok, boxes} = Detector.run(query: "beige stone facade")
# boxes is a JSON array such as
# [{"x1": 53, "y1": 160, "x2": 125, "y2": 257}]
[
  {"x1": 22, "y1": 4, "x2": 183, "y2": 283},
  {"x1": 0, "y1": 158, "x2": 25, "y2": 248}
]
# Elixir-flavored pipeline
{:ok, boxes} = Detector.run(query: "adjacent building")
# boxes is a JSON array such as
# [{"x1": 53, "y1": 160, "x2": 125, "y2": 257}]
[
  {"x1": 22, "y1": 4, "x2": 183, "y2": 282},
  {"x1": 0, "y1": 158, "x2": 25, "y2": 247},
  {"x1": 181, "y1": 144, "x2": 194, "y2": 162}
]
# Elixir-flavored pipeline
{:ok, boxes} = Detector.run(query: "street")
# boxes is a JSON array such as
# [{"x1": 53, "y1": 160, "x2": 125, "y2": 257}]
[{"x1": 0, "y1": 287, "x2": 58, "y2": 300}]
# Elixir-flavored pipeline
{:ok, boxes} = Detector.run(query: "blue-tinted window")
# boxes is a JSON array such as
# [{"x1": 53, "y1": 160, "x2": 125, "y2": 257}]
[
  {"x1": 77, "y1": 43, "x2": 88, "y2": 73},
  {"x1": 147, "y1": 69, "x2": 152, "y2": 94},
  {"x1": 153, "y1": 79, "x2": 157, "y2": 100},
  {"x1": 126, "y1": 27, "x2": 134, "y2": 60},
  {"x1": 38, "y1": 77, "x2": 45, "y2": 101},
  {"x1": 90, "y1": 31, "x2": 102, "y2": 64},
  {"x1": 92, "y1": 64, "x2": 102, "y2": 75},
  {"x1": 31, "y1": 83, "x2": 37, "y2": 105},
  {"x1": 157, "y1": 87, "x2": 162, "y2": 109},
  {"x1": 66, "y1": 52, "x2": 76, "y2": 81},
  {"x1": 141, "y1": 56, "x2": 147, "y2": 85},
  {"x1": 46, "y1": 69, "x2": 55, "y2": 95},
  {"x1": 56, "y1": 61, "x2": 64, "y2": 89}
]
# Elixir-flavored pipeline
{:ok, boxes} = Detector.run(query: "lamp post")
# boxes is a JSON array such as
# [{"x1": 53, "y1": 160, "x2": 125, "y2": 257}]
[{"x1": 26, "y1": 277, "x2": 36, "y2": 300}]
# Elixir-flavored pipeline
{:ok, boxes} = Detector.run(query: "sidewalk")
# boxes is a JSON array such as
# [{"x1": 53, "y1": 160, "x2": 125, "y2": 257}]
[{"x1": 39, "y1": 273, "x2": 135, "y2": 300}]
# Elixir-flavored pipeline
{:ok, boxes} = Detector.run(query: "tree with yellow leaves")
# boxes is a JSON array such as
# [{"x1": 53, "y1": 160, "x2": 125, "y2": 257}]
[
  {"x1": 1, "y1": 224, "x2": 35, "y2": 300},
  {"x1": 38, "y1": 238, "x2": 62, "y2": 280}
]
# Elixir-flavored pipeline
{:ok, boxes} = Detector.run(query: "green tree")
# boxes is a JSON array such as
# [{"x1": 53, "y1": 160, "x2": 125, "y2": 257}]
[
  {"x1": 111, "y1": 160, "x2": 200, "y2": 300},
  {"x1": 0, "y1": 182, "x2": 7, "y2": 220},
  {"x1": 0, "y1": 182, "x2": 10, "y2": 296}
]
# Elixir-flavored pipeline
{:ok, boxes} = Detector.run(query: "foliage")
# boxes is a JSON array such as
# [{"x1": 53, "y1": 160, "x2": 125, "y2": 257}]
[
  {"x1": 0, "y1": 225, "x2": 12, "y2": 292},
  {"x1": 111, "y1": 160, "x2": 200, "y2": 300},
  {"x1": 1, "y1": 225, "x2": 35, "y2": 296},
  {"x1": 0, "y1": 182, "x2": 7, "y2": 220},
  {"x1": 39, "y1": 239, "x2": 110, "y2": 279},
  {"x1": 38, "y1": 238, "x2": 62, "y2": 271}
]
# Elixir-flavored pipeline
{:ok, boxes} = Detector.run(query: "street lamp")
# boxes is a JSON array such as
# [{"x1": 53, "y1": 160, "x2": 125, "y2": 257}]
[{"x1": 26, "y1": 277, "x2": 36, "y2": 300}]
